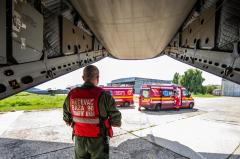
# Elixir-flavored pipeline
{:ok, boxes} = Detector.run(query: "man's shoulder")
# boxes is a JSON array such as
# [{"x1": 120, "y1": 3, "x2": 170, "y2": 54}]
[
  {"x1": 99, "y1": 91, "x2": 115, "y2": 103},
  {"x1": 68, "y1": 87, "x2": 81, "y2": 94}
]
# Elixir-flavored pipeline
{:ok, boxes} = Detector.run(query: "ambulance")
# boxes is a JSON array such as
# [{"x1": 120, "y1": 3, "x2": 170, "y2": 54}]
[
  {"x1": 101, "y1": 86, "x2": 134, "y2": 107},
  {"x1": 139, "y1": 84, "x2": 194, "y2": 110}
]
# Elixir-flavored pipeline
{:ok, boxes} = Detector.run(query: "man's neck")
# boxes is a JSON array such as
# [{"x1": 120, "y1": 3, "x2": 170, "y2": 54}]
[{"x1": 84, "y1": 81, "x2": 96, "y2": 86}]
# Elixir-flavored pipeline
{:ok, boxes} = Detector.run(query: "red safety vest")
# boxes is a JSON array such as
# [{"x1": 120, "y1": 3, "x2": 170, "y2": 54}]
[
  {"x1": 69, "y1": 86, "x2": 103, "y2": 137},
  {"x1": 174, "y1": 95, "x2": 180, "y2": 109}
]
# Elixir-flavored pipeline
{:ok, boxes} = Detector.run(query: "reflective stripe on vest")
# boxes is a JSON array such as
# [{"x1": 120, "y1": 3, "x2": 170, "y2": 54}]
[{"x1": 73, "y1": 117, "x2": 100, "y2": 124}]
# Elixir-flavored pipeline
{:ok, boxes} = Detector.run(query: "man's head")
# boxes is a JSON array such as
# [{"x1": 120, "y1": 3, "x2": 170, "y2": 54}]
[{"x1": 82, "y1": 65, "x2": 99, "y2": 86}]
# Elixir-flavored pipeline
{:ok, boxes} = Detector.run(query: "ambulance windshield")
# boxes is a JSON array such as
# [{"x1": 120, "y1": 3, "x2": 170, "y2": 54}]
[{"x1": 183, "y1": 89, "x2": 189, "y2": 97}]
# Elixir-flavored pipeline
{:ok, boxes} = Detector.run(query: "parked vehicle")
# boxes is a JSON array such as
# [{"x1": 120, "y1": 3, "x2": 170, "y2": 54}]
[
  {"x1": 139, "y1": 84, "x2": 194, "y2": 110},
  {"x1": 101, "y1": 86, "x2": 134, "y2": 107}
]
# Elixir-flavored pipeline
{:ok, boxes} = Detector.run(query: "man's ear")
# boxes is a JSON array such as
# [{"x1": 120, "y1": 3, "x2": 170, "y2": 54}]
[{"x1": 97, "y1": 76, "x2": 99, "y2": 84}]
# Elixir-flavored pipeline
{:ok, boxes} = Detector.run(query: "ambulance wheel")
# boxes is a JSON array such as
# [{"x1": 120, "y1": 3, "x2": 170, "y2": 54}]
[
  {"x1": 155, "y1": 104, "x2": 161, "y2": 111},
  {"x1": 145, "y1": 107, "x2": 149, "y2": 110},
  {"x1": 123, "y1": 102, "x2": 130, "y2": 107},
  {"x1": 189, "y1": 103, "x2": 194, "y2": 109}
]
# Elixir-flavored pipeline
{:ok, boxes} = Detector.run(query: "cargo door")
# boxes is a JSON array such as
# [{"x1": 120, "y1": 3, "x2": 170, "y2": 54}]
[
  {"x1": 113, "y1": 89, "x2": 125, "y2": 106},
  {"x1": 126, "y1": 88, "x2": 134, "y2": 105},
  {"x1": 150, "y1": 88, "x2": 161, "y2": 105}
]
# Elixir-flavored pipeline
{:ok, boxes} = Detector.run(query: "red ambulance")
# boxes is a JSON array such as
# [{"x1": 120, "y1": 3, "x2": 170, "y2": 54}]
[
  {"x1": 101, "y1": 86, "x2": 134, "y2": 107},
  {"x1": 139, "y1": 84, "x2": 194, "y2": 110}
]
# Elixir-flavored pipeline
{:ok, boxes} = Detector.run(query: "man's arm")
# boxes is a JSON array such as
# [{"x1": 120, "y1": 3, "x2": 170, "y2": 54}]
[
  {"x1": 103, "y1": 93, "x2": 122, "y2": 127},
  {"x1": 63, "y1": 94, "x2": 72, "y2": 126}
]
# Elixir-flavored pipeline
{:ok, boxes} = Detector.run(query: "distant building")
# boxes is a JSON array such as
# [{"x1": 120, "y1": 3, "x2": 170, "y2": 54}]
[
  {"x1": 26, "y1": 87, "x2": 69, "y2": 95},
  {"x1": 222, "y1": 79, "x2": 240, "y2": 96},
  {"x1": 212, "y1": 89, "x2": 222, "y2": 96},
  {"x1": 107, "y1": 77, "x2": 172, "y2": 94},
  {"x1": 67, "y1": 84, "x2": 82, "y2": 90},
  {"x1": 26, "y1": 88, "x2": 49, "y2": 94}
]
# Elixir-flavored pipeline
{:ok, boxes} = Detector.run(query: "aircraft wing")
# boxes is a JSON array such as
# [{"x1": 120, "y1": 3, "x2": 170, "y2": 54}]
[{"x1": 0, "y1": 0, "x2": 239, "y2": 99}]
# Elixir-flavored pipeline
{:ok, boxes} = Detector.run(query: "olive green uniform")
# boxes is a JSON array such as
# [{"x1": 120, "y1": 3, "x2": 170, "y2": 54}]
[{"x1": 63, "y1": 82, "x2": 122, "y2": 159}]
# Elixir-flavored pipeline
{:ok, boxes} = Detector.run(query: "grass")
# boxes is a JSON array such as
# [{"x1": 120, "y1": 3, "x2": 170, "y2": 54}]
[
  {"x1": 0, "y1": 92, "x2": 220, "y2": 112},
  {"x1": 192, "y1": 94, "x2": 221, "y2": 98},
  {"x1": 0, "y1": 92, "x2": 66, "y2": 112}
]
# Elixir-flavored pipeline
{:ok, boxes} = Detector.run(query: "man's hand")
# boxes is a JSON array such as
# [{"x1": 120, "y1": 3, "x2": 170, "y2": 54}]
[
  {"x1": 65, "y1": 121, "x2": 73, "y2": 127},
  {"x1": 111, "y1": 123, "x2": 121, "y2": 127}
]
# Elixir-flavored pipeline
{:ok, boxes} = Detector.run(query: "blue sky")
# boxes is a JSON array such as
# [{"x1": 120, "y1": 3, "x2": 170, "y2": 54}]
[{"x1": 36, "y1": 55, "x2": 222, "y2": 90}]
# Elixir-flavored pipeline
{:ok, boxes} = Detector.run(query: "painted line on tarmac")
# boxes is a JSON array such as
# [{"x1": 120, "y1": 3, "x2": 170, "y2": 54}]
[
  {"x1": 0, "y1": 111, "x2": 24, "y2": 136},
  {"x1": 115, "y1": 109, "x2": 207, "y2": 138},
  {"x1": 227, "y1": 142, "x2": 240, "y2": 159},
  {"x1": 114, "y1": 110, "x2": 208, "y2": 159},
  {"x1": 117, "y1": 127, "x2": 190, "y2": 159},
  {"x1": 202, "y1": 118, "x2": 240, "y2": 126}
]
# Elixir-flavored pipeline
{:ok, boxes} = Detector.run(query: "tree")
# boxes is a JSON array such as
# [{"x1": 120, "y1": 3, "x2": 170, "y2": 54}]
[
  {"x1": 180, "y1": 69, "x2": 205, "y2": 94},
  {"x1": 201, "y1": 86, "x2": 207, "y2": 94},
  {"x1": 172, "y1": 72, "x2": 181, "y2": 85},
  {"x1": 204, "y1": 85, "x2": 220, "y2": 94}
]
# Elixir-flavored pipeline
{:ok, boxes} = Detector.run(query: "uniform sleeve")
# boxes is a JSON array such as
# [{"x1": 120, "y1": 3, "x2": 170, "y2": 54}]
[
  {"x1": 63, "y1": 94, "x2": 72, "y2": 124},
  {"x1": 102, "y1": 93, "x2": 122, "y2": 127}
]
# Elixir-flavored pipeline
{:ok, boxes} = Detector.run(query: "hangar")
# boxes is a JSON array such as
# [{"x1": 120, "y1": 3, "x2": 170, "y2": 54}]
[
  {"x1": 222, "y1": 79, "x2": 240, "y2": 97},
  {"x1": 107, "y1": 77, "x2": 172, "y2": 94}
]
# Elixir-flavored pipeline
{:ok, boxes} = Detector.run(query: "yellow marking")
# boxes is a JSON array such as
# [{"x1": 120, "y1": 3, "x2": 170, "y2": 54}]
[
  {"x1": 142, "y1": 98, "x2": 150, "y2": 102},
  {"x1": 183, "y1": 97, "x2": 193, "y2": 100},
  {"x1": 113, "y1": 96, "x2": 133, "y2": 99},
  {"x1": 161, "y1": 97, "x2": 173, "y2": 100},
  {"x1": 150, "y1": 97, "x2": 173, "y2": 101},
  {"x1": 151, "y1": 97, "x2": 161, "y2": 100}
]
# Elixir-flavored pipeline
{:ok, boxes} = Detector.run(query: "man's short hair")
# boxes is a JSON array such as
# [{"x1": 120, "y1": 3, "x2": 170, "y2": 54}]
[{"x1": 83, "y1": 65, "x2": 99, "y2": 81}]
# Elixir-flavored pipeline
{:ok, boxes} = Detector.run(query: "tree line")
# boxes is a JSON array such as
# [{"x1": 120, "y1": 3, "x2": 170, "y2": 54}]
[{"x1": 173, "y1": 69, "x2": 220, "y2": 94}]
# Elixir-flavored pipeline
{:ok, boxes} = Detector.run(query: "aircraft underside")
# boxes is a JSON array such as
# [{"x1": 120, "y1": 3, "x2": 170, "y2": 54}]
[{"x1": 0, "y1": 0, "x2": 239, "y2": 99}]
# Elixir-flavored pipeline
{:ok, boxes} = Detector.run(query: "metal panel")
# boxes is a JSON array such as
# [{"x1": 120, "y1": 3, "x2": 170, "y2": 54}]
[
  {"x1": 181, "y1": 5, "x2": 215, "y2": 49},
  {"x1": 166, "y1": 46, "x2": 240, "y2": 85},
  {"x1": 61, "y1": 17, "x2": 93, "y2": 55},
  {"x1": 217, "y1": 0, "x2": 240, "y2": 51},
  {"x1": 11, "y1": 1, "x2": 43, "y2": 63},
  {"x1": 0, "y1": 49, "x2": 107, "y2": 99},
  {"x1": 42, "y1": 0, "x2": 68, "y2": 58},
  {"x1": 0, "y1": 0, "x2": 7, "y2": 64}
]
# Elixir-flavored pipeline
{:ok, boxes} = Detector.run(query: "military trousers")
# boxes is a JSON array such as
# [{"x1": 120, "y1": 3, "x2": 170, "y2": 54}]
[{"x1": 74, "y1": 136, "x2": 109, "y2": 159}]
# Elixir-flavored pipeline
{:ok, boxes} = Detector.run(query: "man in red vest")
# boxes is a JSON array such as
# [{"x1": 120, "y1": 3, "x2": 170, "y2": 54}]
[
  {"x1": 63, "y1": 65, "x2": 122, "y2": 159},
  {"x1": 173, "y1": 91, "x2": 180, "y2": 110}
]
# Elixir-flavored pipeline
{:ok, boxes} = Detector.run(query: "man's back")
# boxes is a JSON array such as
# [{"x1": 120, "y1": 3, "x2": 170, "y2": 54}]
[
  {"x1": 63, "y1": 82, "x2": 121, "y2": 126},
  {"x1": 63, "y1": 82, "x2": 121, "y2": 159}
]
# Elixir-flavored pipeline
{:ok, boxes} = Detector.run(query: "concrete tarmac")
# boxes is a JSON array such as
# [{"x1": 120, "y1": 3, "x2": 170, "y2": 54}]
[{"x1": 0, "y1": 97, "x2": 240, "y2": 159}]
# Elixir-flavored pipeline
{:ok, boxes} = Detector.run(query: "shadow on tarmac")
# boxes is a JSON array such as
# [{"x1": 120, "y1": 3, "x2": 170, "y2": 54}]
[
  {"x1": 0, "y1": 137, "x2": 74, "y2": 159},
  {"x1": 111, "y1": 134, "x2": 190, "y2": 159},
  {"x1": 117, "y1": 105, "x2": 136, "y2": 110},
  {"x1": 115, "y1": 134, "x2": 240, "y2": 159},
  {"x1": 1, "y1": 135, "x2": 239, "y2": 159},
  {"x1": 140, "y1": 108, "x2": 199, "y2": 116}
]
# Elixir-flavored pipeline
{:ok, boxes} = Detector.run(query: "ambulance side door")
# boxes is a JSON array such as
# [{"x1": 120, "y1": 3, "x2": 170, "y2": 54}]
[
  {"x1": 161, "y1": 89, "x2": 174, "y2": 109},
  {"x1": 182, "y1": 89, "x2": 189, "y2": 108}
]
